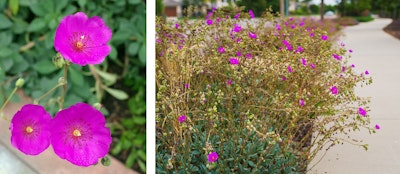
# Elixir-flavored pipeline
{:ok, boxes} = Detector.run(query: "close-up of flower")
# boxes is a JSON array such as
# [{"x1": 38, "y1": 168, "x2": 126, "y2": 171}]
[
  {"x1": 301, "y1": 58, "x2": 307, "y2": 66},
  {"x1": 359, "y1": 107, "x2": 367, "y2": 116},
  {"x1": 10, "y1": 104, "x2": 52, "y2": 155},
  {"x1": 249, "y1": 10, "x2": 255, "y2": 19},
  {"x1": 230, "y1": 58, "x2": 239, "y2": 65},
  {"x1": 233, "y1": 24, "x2": 242, "y2": 32},
  {"x1": 321, "y1": 35, "x2": 328, "y2": 41},
  {"x1": 248, "y1": 32, "x2": 257, "y2": 39},
  {"x1": 206, "y1": 19, "x2": 213, "y2": 25},
  {"x1": 375, "y1": 124, "x2": 380, "y2": 130},
  {"x1": 299, "y1": 99, "x2": 305, "y2": 106},
  {"x1": 50, "y1": 103, "x2": 112, "y2": 167},
  {"x1": 207, "y1": 152, "x2": 218, "y2": 163},
  {"x1": 178, "y1": 115, "x2": 187, "y2": 123},
  {"x1": 331, "y1": 86, "x2": 338, "y2": 95},
  {"x1": 287, "y1": 65, "x2": 293, "y2": 73},
  {"x1": 218, "y1": 46, "x2": 225, "y2": 53},
  {"x1": 310, "y1": 63, "x2": 316, "y2": 69},
  {"x1": 54, "y1": 12, "x2": 112, "y2": 66}
]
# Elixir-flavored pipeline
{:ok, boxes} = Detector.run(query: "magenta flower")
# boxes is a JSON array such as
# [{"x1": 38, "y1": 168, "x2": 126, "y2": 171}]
[
  {"x1": 51, "y1": 103, "x2": 112, "y2": 166},
  {"x1": 310, "y1": 64, "x2": 316, "y2": 69},
  {"x1": 291, "y1": 24, "x2": 296, "y2": 29},
  {"x1": 299, "y1": 99, "x2": 304, "y2": 106},
  {"x1": 178, "y1": 115, "x2": 187, "y2": 123},
  {"x1": 287, "y1": 65, "x2": 293, "y2": 73},
  {"x1": 218, "y1": 46, "x2": 225, "y2": 53},
  {"x1": 283, "y1": 40, "x2": 293, "y2": 51},
  {"x1": 330, "y1": 86, "x2": 338, "y2": 95},
  {"x1": 333, "y1": 54, "x2": 342, "y2": 60},
  {"x1": 349, "y1": 49, "x2": 353, "y2": 53},
  {"x1": 351, "y1": 64, "x2": 355, "y2": 68},
  {"x1": 206, "y1": 19, "x2": 213, "y2": 25},
  {"x1": 358, "y1": 107, "x2": 367, "y2": 117},
  {"x1": 282, "y1": 76, "x2": 287, "y2": 81},
  {"x1": 249, "y1": 10, "x2": 255, "y2": 19},
  {"x1": 208, "y1": 152, "x2": 218, "y2": 163},
  {"x1": 226, "y1": 80, "x2": 232, "y2": 85},
  {"x1": 365, "y1": 70, "x2": 369, "y2": 75},
  {"x1": 234, "y1": 13, "x2": 240, "y2": 19},
  {"x1": 310, "y1": 33, "x2": 315, "y2": 37},
  {"x1": 236, "y1": 51, "x2": 242, "y2": 57},
  {"x1": 230, "y1": 58, "x2": 239, "y2": 65},
  {"x1": 301, "y1": 58, "x2": 307, "y2": 66},
  {"x1": 10, "y1": 104, "x2": 51, "y2": 155},
  {"x1": 375, "y1": 124, "x2": 380, "y2": 130},
  {"x1": 342, "y1": 66, "x2": 346, "y2": 72},
  {"x1": 321, "y1": 35, "x2": 328, "y2": 41},
  {"x1": 184, "y1": 83, "x2": 190, "y2": 89},
  {"x1": 295, "y1": 46, "x2": 303, "y2": 53},
  {"x1": 175, "y1": 23, "x2": 179, "y2": 29},
  {"x1": 248, "y1": 32, "x2": 257, "y2": 39},
  {"x1": 233, "y1": 24, "x2": 242, "y2": 32},
  {"x1": 276, "y1": 24, "x2": 281, "y2": 30},
  {"x1": 246, "y1": 53, "x2": 252, "y2": 59},
  {"x1": 54, "y1": 12, "x2": 112, "y2": 66}
]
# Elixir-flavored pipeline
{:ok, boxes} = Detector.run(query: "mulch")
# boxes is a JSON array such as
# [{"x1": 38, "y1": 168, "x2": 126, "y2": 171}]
[{"x1": 383, "y1": 18, "x2": 400, "y2": 40}]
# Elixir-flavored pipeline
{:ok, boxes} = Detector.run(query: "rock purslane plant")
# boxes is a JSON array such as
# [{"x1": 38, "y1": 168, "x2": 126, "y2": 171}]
[{"x1": 156, "y1": 8, "x2": 376, "y2": 173}]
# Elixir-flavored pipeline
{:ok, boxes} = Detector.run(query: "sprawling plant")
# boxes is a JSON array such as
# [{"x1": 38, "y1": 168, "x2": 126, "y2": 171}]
[{"x1": 156, "y1": 8, "x2": 376, "y2": 173}]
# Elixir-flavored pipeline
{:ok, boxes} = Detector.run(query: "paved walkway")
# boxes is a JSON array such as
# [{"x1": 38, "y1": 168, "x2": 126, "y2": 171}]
[
  {"x1": 0, "y1": 92, "x2": 138, "y2": 174},
  {"x1": 308, "y1": 18, "x2": 400, "y2": 174}
]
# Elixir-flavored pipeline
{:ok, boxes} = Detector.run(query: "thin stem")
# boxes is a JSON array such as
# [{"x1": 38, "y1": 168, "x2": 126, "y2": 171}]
[
  {"x1": 59, "y1": 64, "x2": 69, "y2": 110},
  {"x1": 34, "y1": 83, "x2": 64, "y2": 104},
  {"x1": 0, "y1": 87, "x2": 18, "y2": 121}
]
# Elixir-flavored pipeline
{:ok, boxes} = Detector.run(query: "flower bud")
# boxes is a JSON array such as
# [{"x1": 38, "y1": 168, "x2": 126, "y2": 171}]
[
  {"x1": 101, "y1": 156, "x2": 111, "y2": 166},
  {"x1": 15, "y1": 78, "x2": 25, "y2": 88},
  {"x1": 93, "y1": 103, "x2": 103, "y2": 110}
]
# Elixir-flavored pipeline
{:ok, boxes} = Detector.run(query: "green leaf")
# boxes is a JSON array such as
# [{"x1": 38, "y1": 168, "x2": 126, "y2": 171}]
[
  {"x1": 0, "y1": 47, "x2": 13, "y2": 58},
  {"x1": 128, "y1": 0, "x2": 141, "y2": 5},
  {"x1": 133, "y1": 115, "x2": 146, "y2": 125},
  {"x1": 33, "y1": 60, "x2": 57, "y2": 74},
  {"x1": 104, "y1": 87, "x2": 128, "y2": 100},
  {"x1": 27, "y1": 18, "x2": 46, "y2": 32},
  {"x1": 77, "y1": 0, "x2": 87, "y2": 8},
  {"x1": 0, "y1": 32, "x2": 12, "y2": 47},
  {"x1": 0, "y1": 14, "x2": 12, "y2": 29},
  {"x1": 138, "y1": 43, "x2": 146, "y2": 65},
  {"x1": 54, "y1": 0, "x2": 68, "y2": 12},
  {"x1": 11, "y1": 18, "x2": 28, "y2": 34},
  {"x1": 128, "y1": 42, "x2": 140, "y2": 56},
  {"x1": 69, "y1": 66, "x2": 84, "y2": 86},
  {"x1": 9, "y1": 53, "x2": 28, "y2": 74},
  {"x1": 138, "y1": 160, "x2": 146, "y2": 173},
  {"x1": 0, "y1": 58, "x2": 13, "y2": 71},
  {"x1": 138, "y1": 150, "x2": 146, "y2": 160},
  {"x1": 109, "y1": 45, "x2": 117, "y2": 60},
  {"x1": 92, "y1": 66, "x2": 117, "y2": 85},
  {"x1": 125, "y1": 150, "x2": 137, "y2": 168},
  {"x1": 9, "y1": 0, "x2": 19, "y2": 15},
  {"x1": 29, "y1": 3, "x2": 46, "y2": 16},
  {"x1": 0, "y1": 68, "x2": 5, "y2": 81}
]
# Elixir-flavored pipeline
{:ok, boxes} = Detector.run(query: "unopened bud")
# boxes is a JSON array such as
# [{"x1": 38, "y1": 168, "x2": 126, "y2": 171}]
[
  {"x1": 101, "y1": 156, "x2": 111, "y2": 166},
  {"x1": 15, "y1": 78, "x2": 25, "y2": 88},
  {"x1": 93, "y1": 103, "x2": 103, "y2": 110}
]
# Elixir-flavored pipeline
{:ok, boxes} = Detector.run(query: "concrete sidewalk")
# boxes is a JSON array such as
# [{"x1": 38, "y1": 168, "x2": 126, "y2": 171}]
[
  {"x1": 308, "y1": 18, "x2": 400, "y2": 174},
  {"x1": 0, "y1": 92, "x2": 138, "y2": 174}
]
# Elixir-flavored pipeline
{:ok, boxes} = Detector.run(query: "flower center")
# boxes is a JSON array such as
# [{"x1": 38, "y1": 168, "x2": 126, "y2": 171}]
[
  {"x1": 73, "y1": 129, "x2": 82, "y2": 137},
  {"x1": 25, "y1": 126, "x2": 33, "y2": 134},
  {"x1": 72, "y1": 35, "x2": 87, "y2": 52}
]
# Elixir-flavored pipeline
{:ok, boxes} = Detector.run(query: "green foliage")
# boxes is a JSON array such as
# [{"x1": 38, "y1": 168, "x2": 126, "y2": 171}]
[
  {"x1": 156, "y1": 8, "x2": 374, "y2": 173},
  {"x1": 236, "y1": 0, "x2": 280, "y2": 16},
  {"x1": 353, "y1": 15, "x2": 374, "y2": 22},
  {"x1": 0, "y1": 0, "x2": 146, "y2": 172},
  {"x1": 371, "y1": 0, "x2": 400, "y2": 18}
]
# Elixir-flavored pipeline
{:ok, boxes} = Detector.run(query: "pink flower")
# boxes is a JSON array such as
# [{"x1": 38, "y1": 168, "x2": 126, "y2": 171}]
[
  {"x1": 291, "y1": 24, "x2": 296, "y2": 29},
  {"x1": 301, "y1": 58, "x2": 307, "y2": 66},
  {"x1": 226, "y1": 80, "x2": 232, "y2": 85},
  {"x1": 342, "y1": 66, "x2": 346, "y2": 72},
  {"x1": 218, "y1": 47, "x2": 225, "y2": 53},
  {"x1": 330, "y1": 86, "x2": 338, "y2": 95},
  {"x1": 175, "y1": 23, "x2": 179, "y2": 29},
  {"x1": 230, "y1": 58, "x2": 239, "y2": 65},
  {"x1": 248, "y1": 32, "x2": 257, "y2": 39},
  {"x1": 233, "y1": 24, "x2": 242, "y2": 32},
  {"x1": 208, "y1": 152, "x2": 218, "y2": 163},
  {"x1": 276, "y1": 24, "x2": 281, "y2": 30},
  {"x1": 333, "y1": 54, "x2": 342, "y2": 60},
  {"x1": 206, "y1": 19, "x2": 213, "y2": 25},
  {"x1": 10, "y1": 104, "x2": 52, "y2": 155},
  {"x1": 178, "y1": 115, "x2": 187, "y2": 123},
  {"x1": 310, "y1": 33, "x2": 315, "y2": 37},
  {"x1": 310, "y1": 64, "x2": 315, "y2": 69},
  {"x1": 54, "y1": 12, "x2": 112, "y2": 66},
  {"x1": 349, "y1": 49, "x2": 353, "y2": 53},
  {"x1": 249, "y1": 10, "x2": 255, "y2": 19},
  {"x1": 299, "y1": 99, "x2": 304, "y2": 106},
  {"x1": 287, "y1": 65, "x2": 293, "y2": 73},
  {"x1": 51, "y1": 103, "x2": 112, "y2": 166},
  {"x1": 365, "y1": 70, "x2": 369, "y2": 75},
  {"x1": 375, "y1": 124, "x2": 380, "y2": 130},
  {"x1": 358, "y1": 107, "x2": 367, "y2": 117},
  {"x1": 234, "y1": 13, "x2": 240, "y2": 19},
  {"x1": 246, "y1": 53, "x2": 252, "y2": 59},
  {"x1": 321, "y1": 35, "x2": 328, "y2": 41},
  {"x1": 236, "y1": 51, "x2": 242, "y2": 57},
  {"x1": 282, "y1": 76, "x2": 287, "y2": 81},
  {"x1": 295, "y1": 46, "x2": 303, "y2": 53},
  {"x1": 184, "y1": 83, "x2": 190, "y2": 89}
]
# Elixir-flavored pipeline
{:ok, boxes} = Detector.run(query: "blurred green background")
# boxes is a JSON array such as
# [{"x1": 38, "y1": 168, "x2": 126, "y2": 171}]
[{"x1": 0, "y1": 0, "x2": 146, "y2": 173}]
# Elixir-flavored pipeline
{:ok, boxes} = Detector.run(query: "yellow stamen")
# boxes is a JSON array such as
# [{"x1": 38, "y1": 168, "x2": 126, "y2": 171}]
[
  {"x1": 26, "y1": 126, "x2": 33, "y2": 133},
  {"x1": 75, "y1": 41, "x2": 84, "y2": 51},
  {"x1": 73, "y1": 129, "x2": 82, "y2": 137}
]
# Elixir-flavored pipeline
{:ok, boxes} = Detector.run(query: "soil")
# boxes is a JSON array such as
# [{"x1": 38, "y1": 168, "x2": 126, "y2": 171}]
[{"x1": 383, "y1": 18, "x2": 400, "y2": 40}]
